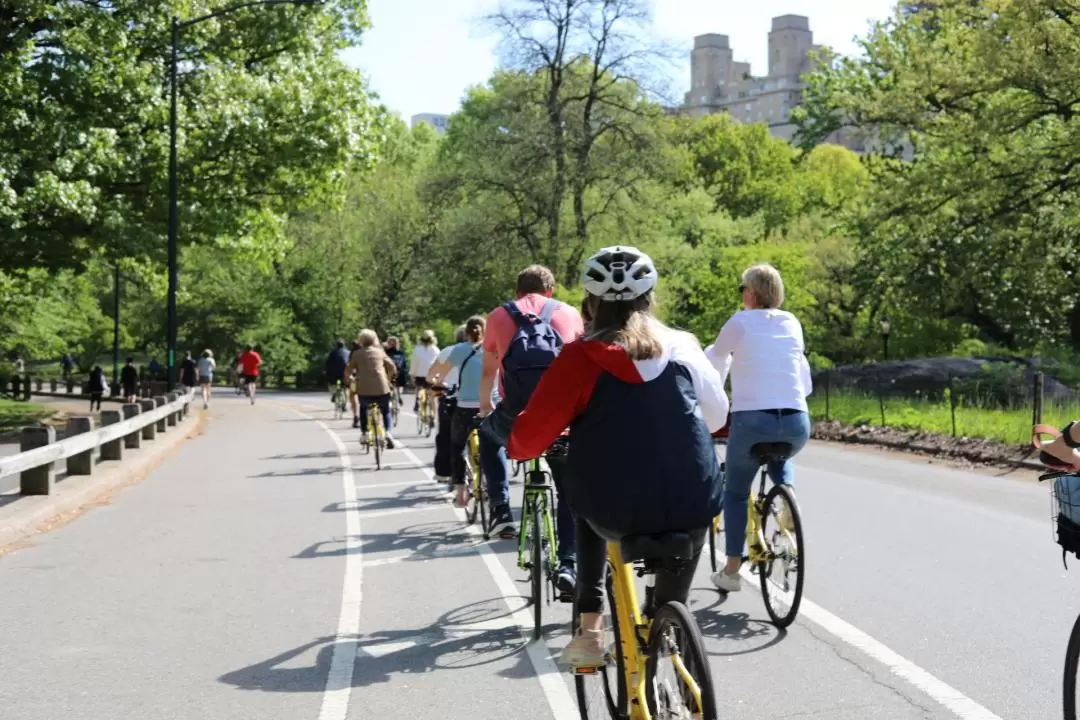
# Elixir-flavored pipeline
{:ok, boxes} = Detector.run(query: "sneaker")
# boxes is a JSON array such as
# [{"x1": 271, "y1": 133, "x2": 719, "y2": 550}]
[
  {"x1": 711, "y1": 569, "x2": 742, "y2": 593},
  {"x1": 489, "y1": 505, "x2": 517, "y2": 539},
  {"x1": 352, "y1": 416, "x2": 359, "y2": 429},
  {"x1": 555, "y1": 563, "x2": 577, "y2": 597},
  {"x1": 560, "y1": 628, "x2": 606, "y2": 668},
  {"x1": 385, "y1": 434, "x2": 396, "y2": 449}
]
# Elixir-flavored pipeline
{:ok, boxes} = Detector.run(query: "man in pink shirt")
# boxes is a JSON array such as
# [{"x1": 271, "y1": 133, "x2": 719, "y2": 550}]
[{"x1": 479, "y1": 264, "x2": 583, "y2": 594}]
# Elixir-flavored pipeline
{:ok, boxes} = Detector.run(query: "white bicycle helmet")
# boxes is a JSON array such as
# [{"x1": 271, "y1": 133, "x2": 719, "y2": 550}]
[{"x1": 581, "y1": 245, "x2": 658, "y2": 301}]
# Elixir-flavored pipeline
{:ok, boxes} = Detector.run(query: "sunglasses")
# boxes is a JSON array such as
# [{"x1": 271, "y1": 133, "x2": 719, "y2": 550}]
[{"x1": 738, "y1": 284, "x2": 747, "y2": 294}]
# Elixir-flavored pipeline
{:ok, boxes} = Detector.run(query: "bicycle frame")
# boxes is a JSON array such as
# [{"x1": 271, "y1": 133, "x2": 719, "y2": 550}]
[
  {"x1": 604, "y1": 542, "x2": 704, "y2": 720},
  {"x1": 712, "y1": 470, "x2": 795, "y2": 566},
  {"x1": 517, "y1": 457, "x2": 558, "y2": 573},
  {"x1": 467, "y1": 429, "x2": 482, "y2": 491}
]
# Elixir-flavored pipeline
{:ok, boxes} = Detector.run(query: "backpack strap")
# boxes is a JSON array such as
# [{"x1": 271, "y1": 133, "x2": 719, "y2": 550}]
[
  {"x1": 537, "y1": 298, "x2": 558, "y2": 323},
  {"x1": 503, "y1": 301, "x2": 534, "y2": 330},
  {"x1": 460, "y1": 344, "x2": 481, "y2": 373}
]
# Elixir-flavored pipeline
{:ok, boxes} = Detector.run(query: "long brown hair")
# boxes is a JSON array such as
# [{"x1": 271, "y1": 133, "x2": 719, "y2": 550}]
[
  {"x1": 584, "y1": 291, "x2": 662, "y2": 360},
  {"x1": 464, "y1": 315, "x2": 486, "y2": 343}
]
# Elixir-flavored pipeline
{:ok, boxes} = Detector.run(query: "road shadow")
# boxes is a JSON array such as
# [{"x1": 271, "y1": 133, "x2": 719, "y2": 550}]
[
  {"x1": 294, "y1": 520, "x2": 481, "y2": 561},
  {"x1": 218, "y1": 598, "x2": 540, "y2": 692},
  {"x1": 688, "y1": 588, "x2": 787, "y2": 656}
]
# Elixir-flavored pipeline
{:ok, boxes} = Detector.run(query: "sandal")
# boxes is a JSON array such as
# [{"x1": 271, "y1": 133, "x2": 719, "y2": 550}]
[{"x1": 1033, "y1": 422, "x2": 1080, "y2": 471}]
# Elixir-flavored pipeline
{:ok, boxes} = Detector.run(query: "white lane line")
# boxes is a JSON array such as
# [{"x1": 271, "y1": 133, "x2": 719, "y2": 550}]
[
  {"x1": 290, "y1": 410, "x2": 362, "y2": 720},
  {"x1": 740, "y1": 571, "x2": 1002, "y2": 719},
  {"x1": 396, "y1": 443, "x2": 578, "y2": 720}
]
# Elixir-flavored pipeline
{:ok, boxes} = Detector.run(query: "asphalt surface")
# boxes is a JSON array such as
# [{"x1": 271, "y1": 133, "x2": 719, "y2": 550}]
[{"x1": 0, "y1": 388, "x2": 1073, "y2": 719}]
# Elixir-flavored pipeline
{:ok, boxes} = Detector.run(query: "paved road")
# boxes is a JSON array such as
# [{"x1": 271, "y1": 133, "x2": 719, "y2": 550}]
[{"x1": 0, "y1": 388, "x2": 1073, "y2": 719}]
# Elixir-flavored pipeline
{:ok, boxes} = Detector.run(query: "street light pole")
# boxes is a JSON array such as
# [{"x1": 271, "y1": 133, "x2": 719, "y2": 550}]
[
  {"x1": 880, "y1": 316, "x2": 892, "y2": 362},
  {"x1": 167, "y1": 16, "x2": 180, "y2": 392},
  {"x1": 165, "y1": 0, "x2": 320, "y2": 393},
  {"x1": 112, "y1": 264, "x2": 121, "y2": 392}
]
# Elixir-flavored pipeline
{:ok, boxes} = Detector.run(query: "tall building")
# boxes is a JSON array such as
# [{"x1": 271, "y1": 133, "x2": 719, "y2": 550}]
[
  {"x1": 410, "y1": 113, "x2": 449, "y2": 135},
  {"x1": 683, "y1": 15, "x2": 867, "y2": 152}
]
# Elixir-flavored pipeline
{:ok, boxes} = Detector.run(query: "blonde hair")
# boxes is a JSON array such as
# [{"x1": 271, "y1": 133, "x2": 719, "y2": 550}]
[
  {"x1": 358, "y1": 329, "x2": 379, "y2": 347},
  {"x1": 202, "y1": 349, "x2": 213, "y2": 359},
  {"x1": 420, "y1": 329, "x2": 436, "y2": 345},
  {"x1": 741, "y1": 264, "x2": 785, "y2": 309},
  {"x1": 584, "y1": 291, "x2": 662, "y2": 360}
]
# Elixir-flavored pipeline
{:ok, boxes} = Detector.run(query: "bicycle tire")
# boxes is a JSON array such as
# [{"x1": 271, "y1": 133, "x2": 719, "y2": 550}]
[
  {"x1": 759, "y1": 484, "x2": 804, "y2": 628},
  {"x1": 574, "y1": 569, "x2": 626, "y2": 719},
  {"x1": 708, "y1": 515, "x2": 719, "y2": 574},
  {"x1": 645, "y1": 601, "x2": 717, "y2": 720},
  {"x1": 372, "y1": 412, "x2": 382, "y2": 471},
  {"x1": 532, "y1": 497, "x2": 543, "y2": 640},
  {"x1": 1066, "y1": 612, "x2": 1080, "y2": 720}
]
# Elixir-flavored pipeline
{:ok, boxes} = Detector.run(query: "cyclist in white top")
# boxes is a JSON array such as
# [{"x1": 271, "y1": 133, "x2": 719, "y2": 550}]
[
  {"x1": 197, "y1": 350, "x2": 216, "y2": 410},
  {"x1": 409, "y1": 329, "x2": 440, "y2": 412},
  {"x1": 704, "y1": 263, "x2": 812, "y2": 593}
]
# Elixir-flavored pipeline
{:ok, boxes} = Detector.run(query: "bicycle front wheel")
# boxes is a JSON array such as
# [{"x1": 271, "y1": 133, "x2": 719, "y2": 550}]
[
  {"x1": 759, "y1": 484, "x2": 804, "y2": 627},
  {"x1": 574, "y1": 569, "x2": 626, "y2": 719},
  {"x1": 645, "y1": 601, "x2": 717, "y2": 720},
  {"x1": 1065, "y1": 612, "x2": 1080, "y2": 720},
  {"x1": 531, "y1": 498, "x2": 543, "y2": 640}
]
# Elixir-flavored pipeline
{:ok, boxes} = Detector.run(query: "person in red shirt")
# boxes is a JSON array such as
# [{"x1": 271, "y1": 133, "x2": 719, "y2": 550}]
[
  {"x1": 238, "y1": 345, "x2": 262, "y2": 405},
  {"x1": 479, "y1": 264, "x2": 584, "y2": 592}
]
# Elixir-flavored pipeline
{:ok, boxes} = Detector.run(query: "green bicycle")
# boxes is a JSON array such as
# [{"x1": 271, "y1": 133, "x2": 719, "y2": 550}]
[{"x1": 518, "y1": 438, "x2": 569, "y2": 641}]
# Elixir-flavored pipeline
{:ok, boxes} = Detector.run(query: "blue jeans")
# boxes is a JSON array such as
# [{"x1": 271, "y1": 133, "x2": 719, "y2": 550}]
[
  {"x1": 358, "y1": 395, "x2": 392, "y2": 435},
  {"x1": 723, "y1": 410, "x2": 811, "y2": 558}
]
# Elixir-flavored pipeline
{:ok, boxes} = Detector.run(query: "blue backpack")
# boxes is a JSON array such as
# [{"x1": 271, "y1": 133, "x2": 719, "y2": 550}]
[{"x1": 499, "y1": 299, "x2": 564, "y2": 413}]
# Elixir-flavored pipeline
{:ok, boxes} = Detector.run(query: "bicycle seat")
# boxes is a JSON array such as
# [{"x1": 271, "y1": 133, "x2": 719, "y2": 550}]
[
  {"x1": 750, "y1": 442, "x2": 793, "y2": 463},
  {"x1": 620, "y1": 532, "x2": 696, "y2": 565}
]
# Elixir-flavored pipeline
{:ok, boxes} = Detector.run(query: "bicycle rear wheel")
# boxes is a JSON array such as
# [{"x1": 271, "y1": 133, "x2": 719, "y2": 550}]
[
  {"x1": 708, "y1": 512, "x2": 721, "y2": 574},
  {"x1": 645, "y1": 601, "x2": 717, "y2": 720},
  {"x1": 574, "y1": 569, "x2": 626, "y2": 719},
  {"x1": 1065, "y1": 611, "x2": 1080, "y2": 720},
  {"x1": 759, "y1": 484, "x2": 804, "y2": 627},
  {"x1": 372, "y1": 413, "x2": 382, "y2": 471}
]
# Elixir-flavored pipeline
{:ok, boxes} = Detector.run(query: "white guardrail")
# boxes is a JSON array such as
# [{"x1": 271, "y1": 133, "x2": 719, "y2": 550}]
[{"x1": 0, "y1": 390, "x2": 194, "y2": 487}]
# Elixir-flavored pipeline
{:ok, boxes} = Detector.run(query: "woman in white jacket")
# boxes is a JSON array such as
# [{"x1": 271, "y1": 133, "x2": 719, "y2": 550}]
[
  {"x1": 705, "y1": 263, "x2": 812, "y2": 594},
  {"x1": 409, "y1": 329, "x2": 440, "y2": 413}
]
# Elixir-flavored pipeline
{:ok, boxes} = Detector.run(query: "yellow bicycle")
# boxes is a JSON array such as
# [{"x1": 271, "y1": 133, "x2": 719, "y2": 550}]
[
  {"x1": 359, "y1": 399, "x2": 386, "y2": 471},
  {"x1": 415, "y1": 384, "x2": 435, "y2": 437},
  {"x1": 708, "y1": 442, "x2": 805, "y2": 628},
  {"x1": 574, "y1": 534, "x2": 717, "y2": 720},
  {"x1": 464, "y1": 416, "x2": 487, "y2": 536}
]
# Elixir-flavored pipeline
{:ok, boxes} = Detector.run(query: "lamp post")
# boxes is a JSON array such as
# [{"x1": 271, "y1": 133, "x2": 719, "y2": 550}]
[
  {"x1": 880, "y1": 316, "x2": 892, "y2": 361},
  {"x1": 166, "y1": 0, "x2": 321, "y2": 390}
]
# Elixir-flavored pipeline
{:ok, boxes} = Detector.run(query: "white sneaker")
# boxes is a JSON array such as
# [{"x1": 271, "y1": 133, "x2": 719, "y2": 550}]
[{"x1": 711, "y1": 569, "x2": 742, "y2": 593}]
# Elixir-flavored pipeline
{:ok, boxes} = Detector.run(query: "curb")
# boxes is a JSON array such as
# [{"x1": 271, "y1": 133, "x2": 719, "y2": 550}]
[
  {"x1": 0, "y1": 411, "x2": 206, "y2": 553},
  {"x1": 810, "y1": 430, "x2": 1045, "y2": 472}
]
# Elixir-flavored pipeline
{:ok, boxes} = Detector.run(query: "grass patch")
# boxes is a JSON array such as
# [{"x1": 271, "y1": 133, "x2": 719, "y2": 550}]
[
  {"x1": 0, "y1": 398, "x2": 53, "y2": 433},
  {"x1": 809, "y1": 391, "x2": 1080, "y2": 446}
]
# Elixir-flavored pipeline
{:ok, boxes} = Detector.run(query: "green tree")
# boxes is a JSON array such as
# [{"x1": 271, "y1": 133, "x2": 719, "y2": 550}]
[
  {"x1": 795, "y1": 0, "x2": 1080, "y2": 349},
  {"x1": 0, "y1": 0, "x2": 380, "y2": 271}
]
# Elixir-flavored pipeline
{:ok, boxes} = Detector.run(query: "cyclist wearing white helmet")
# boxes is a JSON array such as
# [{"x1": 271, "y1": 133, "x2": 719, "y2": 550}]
[{"x1": 508, "y1": 245, "x2": 729, "y2": 668}]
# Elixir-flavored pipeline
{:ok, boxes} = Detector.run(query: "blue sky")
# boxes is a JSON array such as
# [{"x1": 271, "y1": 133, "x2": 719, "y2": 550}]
[{"x1": 341, "y1": 0, "x2": 898, "y2": 122}]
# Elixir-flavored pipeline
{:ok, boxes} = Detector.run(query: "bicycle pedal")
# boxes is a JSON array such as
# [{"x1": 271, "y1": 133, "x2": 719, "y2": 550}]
[
  {"x1": 572, "y1": 664, "x2": 605, "y2": 675},
  {"x1": 557, "y1": 591, "x2": 574, "y2": 603}
]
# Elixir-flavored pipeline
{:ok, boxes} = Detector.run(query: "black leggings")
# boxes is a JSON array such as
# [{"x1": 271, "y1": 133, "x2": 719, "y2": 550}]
[
  {"x1": 575, "y1": 519, "x2": 706, "y2": 615},
  {"x1": 449, "y1": 406, "x2": 479, "y2": 486}
]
